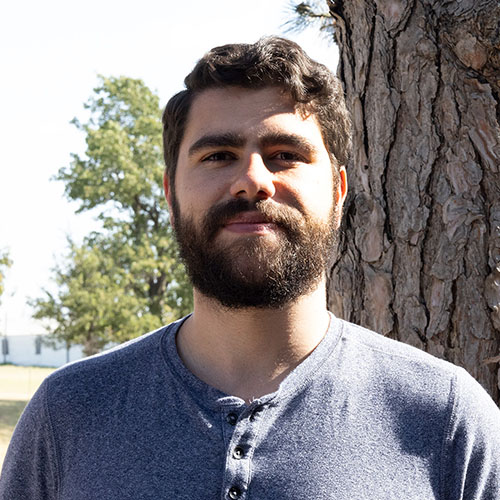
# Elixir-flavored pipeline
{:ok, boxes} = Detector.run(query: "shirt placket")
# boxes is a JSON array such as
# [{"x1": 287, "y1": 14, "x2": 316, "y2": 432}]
[{"x1": 220, "y1": 402, "x2": 268, "y2": 500}]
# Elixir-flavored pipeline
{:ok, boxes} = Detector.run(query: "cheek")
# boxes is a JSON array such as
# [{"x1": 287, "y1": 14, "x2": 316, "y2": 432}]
[
  {"x1": 175, "y1": 171, "x2": 228, "y2": 216},
  {"x1": 289, "y1": 169, "x2": 335, "y2": 216}
]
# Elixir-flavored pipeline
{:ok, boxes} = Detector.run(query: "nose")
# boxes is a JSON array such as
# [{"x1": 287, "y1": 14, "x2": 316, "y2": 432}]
[{"x1": 229, "y1": 153, "x2": 276, "y2": 200}]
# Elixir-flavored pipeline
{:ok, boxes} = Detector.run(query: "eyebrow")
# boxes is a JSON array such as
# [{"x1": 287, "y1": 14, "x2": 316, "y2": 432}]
[{"x1": 259, "y1": 132, "x2": 316, "y2": 155}]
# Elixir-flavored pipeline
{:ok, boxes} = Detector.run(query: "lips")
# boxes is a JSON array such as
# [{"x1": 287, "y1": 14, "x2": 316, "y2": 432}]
[
  {"x1": 223, "y1": 211, "x2": 278, "y2": 234},
  {"x1": 224, "y1": 212, "x2": 272, "y2": 226},
  {"x1": 202, "y1": 199, "x2": 290, "y2": 242}
]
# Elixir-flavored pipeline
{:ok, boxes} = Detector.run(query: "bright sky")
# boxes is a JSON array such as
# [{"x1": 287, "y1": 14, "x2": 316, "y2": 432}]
[{"x1": 0, "y1": 0, "x2": 338, "y2": 335}]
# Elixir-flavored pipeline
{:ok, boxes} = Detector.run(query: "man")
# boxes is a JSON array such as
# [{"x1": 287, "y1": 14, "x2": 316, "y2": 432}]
[{"x1": 1, "y1": 36, "x2": 499, "y2": 499}]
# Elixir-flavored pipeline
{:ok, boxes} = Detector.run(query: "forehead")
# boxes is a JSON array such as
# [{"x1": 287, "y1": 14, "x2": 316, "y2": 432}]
[{"x1": 179, "y1": 87, "x2": 325, "y2": 151}]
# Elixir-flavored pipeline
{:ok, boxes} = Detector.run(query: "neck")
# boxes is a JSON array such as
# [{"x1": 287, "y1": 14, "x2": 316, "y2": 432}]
[{"x1": 176, "y1": 279, "x2": 330, "y2": 403}]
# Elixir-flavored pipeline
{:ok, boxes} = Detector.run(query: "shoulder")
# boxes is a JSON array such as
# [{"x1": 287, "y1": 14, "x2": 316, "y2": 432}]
[
  {"x1": 332, "y1": 319, "x2": 500, "y2": 496},
  {"x1": 336, "y1": 318, "x2": 459, "y2": 375},
  {"x1": 41, "y1": 319, "x2": 184, "y2": 414},
  {"x1": 332, "y1": 318, "x2": 494, "y2": 413},
  {"x1": 48, "y1": 325, "x2": 167, "y2": 386}
]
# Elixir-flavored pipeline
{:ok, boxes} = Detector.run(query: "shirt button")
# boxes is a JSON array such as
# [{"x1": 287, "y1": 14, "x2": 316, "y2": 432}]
[
  {"x1": 228, "y1": 486, "x2": 241, "y2": 499},
  {"x1": 233, "y1": 446, "x2": 244, "y2": 459},
  {"x1": 226, "y1": 412, "x2": 238, "y2": 425}
]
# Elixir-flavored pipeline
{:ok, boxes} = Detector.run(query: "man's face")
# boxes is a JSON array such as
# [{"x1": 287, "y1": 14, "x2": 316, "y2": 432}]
[{"x1": 165, "y1": 86, "x2": 347, "y2": 308}]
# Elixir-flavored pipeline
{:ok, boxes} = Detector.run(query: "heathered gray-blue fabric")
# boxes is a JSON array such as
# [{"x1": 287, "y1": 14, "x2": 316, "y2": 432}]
[{"x1": 1, "y1": 315, "x2": 500, "y2": 499}]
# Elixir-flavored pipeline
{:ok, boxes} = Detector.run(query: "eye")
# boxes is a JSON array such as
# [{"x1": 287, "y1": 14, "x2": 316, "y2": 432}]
[
  {"x1": 201, "y1": 151, "x2": 236, "y2": 162},
  {"x1": 271, "y1": 151, "x2": 307, "y2": 163}
]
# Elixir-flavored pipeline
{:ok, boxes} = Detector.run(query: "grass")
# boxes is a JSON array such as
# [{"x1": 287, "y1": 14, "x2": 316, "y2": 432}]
[{"x1": 0, "y1": 365, "x2": 55, "y2": 470}]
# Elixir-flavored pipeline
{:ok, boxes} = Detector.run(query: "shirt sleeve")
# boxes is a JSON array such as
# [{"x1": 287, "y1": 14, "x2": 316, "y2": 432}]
[
  {"x1": 442, "y1": 367, "x2": 500, "y2": 499},
  {"x1": 0, "y1": 379, "x2": 59, "y2": 499}
]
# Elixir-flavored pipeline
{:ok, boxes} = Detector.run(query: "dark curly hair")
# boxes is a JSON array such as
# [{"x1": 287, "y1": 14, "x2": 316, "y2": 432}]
[{"x1": 162, "y1": 36, "x2": 352, "y2": 187}]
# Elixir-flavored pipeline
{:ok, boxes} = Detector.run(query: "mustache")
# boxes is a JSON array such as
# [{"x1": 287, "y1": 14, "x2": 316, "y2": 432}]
[{"x1": 203, "y1": 198, "x2": 304, "y2": 241}]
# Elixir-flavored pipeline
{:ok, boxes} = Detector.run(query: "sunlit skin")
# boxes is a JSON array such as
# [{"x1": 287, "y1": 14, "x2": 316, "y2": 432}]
[{"x1": 164, "y1": 87, "x2": 347, "y2": 402}]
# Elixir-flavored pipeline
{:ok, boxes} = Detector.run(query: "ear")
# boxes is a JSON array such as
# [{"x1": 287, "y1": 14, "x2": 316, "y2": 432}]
[
  {"x1": 163, "y1": 171, "x2": 174, "y2": 225},
  {"x1": 336, "y1": 165, "x2": 348, "y2": 208}
]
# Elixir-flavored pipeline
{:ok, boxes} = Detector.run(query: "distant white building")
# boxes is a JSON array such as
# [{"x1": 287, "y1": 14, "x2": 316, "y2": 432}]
[{"x1": 1, "y1": 334, "x2": 85, "y2": 368}]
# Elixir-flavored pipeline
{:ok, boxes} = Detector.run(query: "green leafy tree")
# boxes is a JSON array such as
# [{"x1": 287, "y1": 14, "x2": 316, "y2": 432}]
[
  {"x1": 32, "y1": 240, "x2": 166, "y2": 356},
  {"x1": 33, "y1": 77, "x2": 192, "y2": 354},
  {"x1": 0, "y1": 249, "x2": 13, "y2": 306}
]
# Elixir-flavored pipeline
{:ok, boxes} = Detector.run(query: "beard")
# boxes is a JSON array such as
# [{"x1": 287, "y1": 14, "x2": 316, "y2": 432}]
[{"x1": 171, "y1": 195, "x2": 339, "y2": 309}]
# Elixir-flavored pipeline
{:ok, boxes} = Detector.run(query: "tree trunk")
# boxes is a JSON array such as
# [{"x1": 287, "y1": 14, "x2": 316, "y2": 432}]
[{"x1": 327, "y1": 0, "x2": 500, "y2": 403}]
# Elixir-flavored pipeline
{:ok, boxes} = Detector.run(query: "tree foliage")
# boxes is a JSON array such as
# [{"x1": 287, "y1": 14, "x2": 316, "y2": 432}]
[
  {"x1": 282, "y1": 1, "x2": 335, "y2": 40},
  {"x1": 32, "y1": 240, "x2": 166, "y2": 356},
  {"x1": 0, "y1": 249, "x2": 12, "y2": 306},
  {"x1": 32, "y1": 77, "x2": 192, "y2": 355}
]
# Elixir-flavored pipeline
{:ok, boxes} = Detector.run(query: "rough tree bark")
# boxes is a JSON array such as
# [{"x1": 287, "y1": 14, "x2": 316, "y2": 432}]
[{"x1": 326, "y1": 0, "x2": 500, "y2": 403}]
